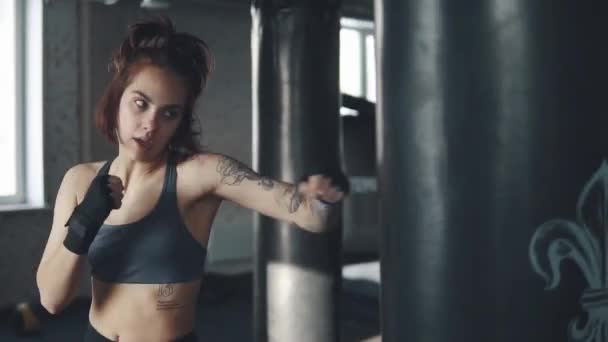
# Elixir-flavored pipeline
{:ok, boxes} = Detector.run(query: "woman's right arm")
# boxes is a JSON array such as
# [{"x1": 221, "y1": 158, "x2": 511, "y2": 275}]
[{"x1": 36, "y1": 165, "x2": 87, "y2": 315}]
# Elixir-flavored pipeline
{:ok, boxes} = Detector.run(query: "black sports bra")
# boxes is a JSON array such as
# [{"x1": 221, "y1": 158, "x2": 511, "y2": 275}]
[{"x1": 88, "y1": 157, "x2": 207, "y2": 283}]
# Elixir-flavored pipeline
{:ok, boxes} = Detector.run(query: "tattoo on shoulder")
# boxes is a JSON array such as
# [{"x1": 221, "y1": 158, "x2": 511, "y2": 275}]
[
  {"x1": 217, "y1": 155, "x2": 274, "y2": 190},
  {"x1": 156, "y1": 284, "x2": 184, "y2": 311}
]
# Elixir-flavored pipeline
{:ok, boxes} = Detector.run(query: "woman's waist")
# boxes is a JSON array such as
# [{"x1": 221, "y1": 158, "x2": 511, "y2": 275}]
[
  {"x1": 90, "y1": 278, "x2": 200, "y2": 338},
  {"x1": 87, "y1": 316, "x2": 197, "y2": 342}
]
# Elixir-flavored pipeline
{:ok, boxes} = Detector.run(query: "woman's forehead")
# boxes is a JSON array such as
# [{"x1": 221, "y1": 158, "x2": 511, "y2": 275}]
[{"x1": 125, "y1": 65, "x2": 188, "y2": 106}]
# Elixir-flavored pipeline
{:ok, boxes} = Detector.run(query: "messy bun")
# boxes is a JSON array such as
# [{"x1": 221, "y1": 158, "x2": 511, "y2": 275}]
[
  {"x1": 111, "y1": 16, "x2": 212, "y2": 95},
  {"x1": 95, "y1": 16, "x2": 214, "y2": 160}
]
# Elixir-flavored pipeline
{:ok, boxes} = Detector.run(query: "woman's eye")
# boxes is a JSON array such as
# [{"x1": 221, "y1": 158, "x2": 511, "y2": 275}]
[
  {"x1": 134, "y1": 99, "x2": 146, "y2": 109},
  {"x1": 164, "y1": 110, "x2": 179, "y2": 119}
]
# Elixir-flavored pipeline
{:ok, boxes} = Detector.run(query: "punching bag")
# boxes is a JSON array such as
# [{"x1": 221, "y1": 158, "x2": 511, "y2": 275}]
[
  {"x1": 251, "y1": 1, "x2": 342, "y2": 341},
  {"x1": 376, "y1": 0, "x2": 605, "y2": 341}
]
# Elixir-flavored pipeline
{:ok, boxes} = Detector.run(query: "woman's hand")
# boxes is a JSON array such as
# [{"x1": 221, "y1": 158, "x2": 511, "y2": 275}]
[
  {"x1": 62, "y1": 174, "x2": 123, "y2": 255},
  {"x1": 296, "y1": 171, "x2": 349, "y2": 231},
  {"x1": 297, "y1": 174, "x2": 348, "y2": 205}
]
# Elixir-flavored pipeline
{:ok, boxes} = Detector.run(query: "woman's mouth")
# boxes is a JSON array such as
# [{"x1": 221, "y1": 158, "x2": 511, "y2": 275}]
[{"x1": 133, "y1": 137, "x2": 152, "y2": 150}]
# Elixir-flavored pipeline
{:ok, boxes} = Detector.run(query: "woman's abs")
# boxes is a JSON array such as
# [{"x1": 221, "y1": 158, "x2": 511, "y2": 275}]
[{"x1": 89, "y1": 278, "x2": 201, "y2": 341}]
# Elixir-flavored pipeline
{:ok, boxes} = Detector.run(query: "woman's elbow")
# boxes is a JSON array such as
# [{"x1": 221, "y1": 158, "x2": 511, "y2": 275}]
[
  {"x1": 38, "y1": 291, "x2": 68, "y2": 315},
  {"x1": 36, "y1": 274, "x2": 69, "y2": 315},
  {"x1": 40, "y1": 300, "x2": 63, "y2": 315}
]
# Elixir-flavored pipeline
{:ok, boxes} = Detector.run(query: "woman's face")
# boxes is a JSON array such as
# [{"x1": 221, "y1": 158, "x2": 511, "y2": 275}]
[{"x1": 116, "y1": 64, "x2": 188, "y2": 161}]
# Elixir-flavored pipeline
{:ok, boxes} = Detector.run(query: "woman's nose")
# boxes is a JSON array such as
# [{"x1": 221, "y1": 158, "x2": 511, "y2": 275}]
[{"x1": 141, "y1": 113, "x2": 158, "y2": 133}]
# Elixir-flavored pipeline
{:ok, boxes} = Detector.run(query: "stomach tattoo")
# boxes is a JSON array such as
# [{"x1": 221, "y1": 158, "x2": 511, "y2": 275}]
[{"x1": 156, "y1": 284, "x2": 184, "y2": 311}]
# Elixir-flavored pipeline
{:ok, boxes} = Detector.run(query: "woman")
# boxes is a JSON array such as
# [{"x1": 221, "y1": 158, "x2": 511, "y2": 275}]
[{"x1": 35, "y1": 16, "x2": 347, "y2": 342}]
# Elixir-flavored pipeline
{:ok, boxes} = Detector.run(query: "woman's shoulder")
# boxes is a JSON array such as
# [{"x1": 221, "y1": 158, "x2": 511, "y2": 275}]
[
  {"x1": 67, "y1": 161, "x2": 106, "y2": 176},
  {"x1": 174, "y1": 152, "x2": 223, "y2": 197},
  {"x1": 177, "y1": 151, "x2": 223, "y2": 171},
  {"x1": 62, "y1": 161, "x2": 107, "y2": 188},
  {"x1": 177, "y1": 151, "x2": 240, "y2": 183}
]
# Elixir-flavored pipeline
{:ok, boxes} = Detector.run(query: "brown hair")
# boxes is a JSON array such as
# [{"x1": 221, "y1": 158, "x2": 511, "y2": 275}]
[{"x1": 95, "y1": 16, "x2": 214, "y2": 160}]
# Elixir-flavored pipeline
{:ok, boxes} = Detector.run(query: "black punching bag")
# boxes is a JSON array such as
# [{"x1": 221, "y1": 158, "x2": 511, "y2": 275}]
[
  {"x1": 376, "y1": 0, "x2": 604, "y2": 341},
  {"x1": 251, "y1": 1, "x2": 342, "y2": 341}
]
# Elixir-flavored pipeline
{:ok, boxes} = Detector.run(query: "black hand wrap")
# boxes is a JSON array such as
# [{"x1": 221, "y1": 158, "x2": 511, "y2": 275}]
[{"x1": 63, "y1": 174, "x2": 114, "y2": 255}]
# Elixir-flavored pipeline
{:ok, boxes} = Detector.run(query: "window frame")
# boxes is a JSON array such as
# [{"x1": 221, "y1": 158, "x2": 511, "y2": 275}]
[
  {"x1": 0, "y1": 0, "x2": 44, "y2": 208},
  {"x1": 0, "y1": 0, "x2": 25, "y2": 204}
]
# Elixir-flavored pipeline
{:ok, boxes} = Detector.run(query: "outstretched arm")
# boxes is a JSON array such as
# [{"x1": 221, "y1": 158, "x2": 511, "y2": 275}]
[{"x1": 210, "y1": 154, "x2": 346, "y2": 232}]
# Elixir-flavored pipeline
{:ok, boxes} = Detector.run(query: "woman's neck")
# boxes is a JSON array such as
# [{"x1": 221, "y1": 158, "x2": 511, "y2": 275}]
[{"x1": 111, "y1": 150, "x2": 168, "y2": 190}]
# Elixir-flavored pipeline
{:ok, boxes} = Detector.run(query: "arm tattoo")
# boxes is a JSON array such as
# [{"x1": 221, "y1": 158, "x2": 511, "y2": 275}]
[
  {"x1": 156, "y1": 284, "x2": 184, "y2": 311},
  {"x1": 217, "y1": 155, "x2": 304, "y2": 213},
  {"x1": 217, "y1": 155, "x2": 274, "y2": 190},
  {"x1": 275, "y1": 184, "x2": 304, "y2": 213}
]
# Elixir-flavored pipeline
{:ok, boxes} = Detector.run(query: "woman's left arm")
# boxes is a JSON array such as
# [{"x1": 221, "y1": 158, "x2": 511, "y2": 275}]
[{"x1": 205, "y1": 153, "x2": 347, "y2": 233}]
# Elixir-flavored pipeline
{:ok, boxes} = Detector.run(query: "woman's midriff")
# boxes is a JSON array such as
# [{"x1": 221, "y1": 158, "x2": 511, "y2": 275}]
[{"x1": 89, "y1": 277, "x2": 202, "y2": 341}]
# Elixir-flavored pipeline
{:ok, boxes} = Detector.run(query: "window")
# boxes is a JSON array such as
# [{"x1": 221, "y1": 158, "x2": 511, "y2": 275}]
[
  {"x1": 0, "y1": 0, "x2": 22, "y2": 202},
  {"x1": 0, "y1": 0, "x2": 43, "y2": 207},
  {"x1": 340, "y1": 17, "x2": 375, "y2": 116}
]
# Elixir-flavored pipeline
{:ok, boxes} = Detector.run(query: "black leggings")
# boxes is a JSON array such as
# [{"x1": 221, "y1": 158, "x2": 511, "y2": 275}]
[{"x1": 84, "y1": 322, "x2": 198, "y2": 341}]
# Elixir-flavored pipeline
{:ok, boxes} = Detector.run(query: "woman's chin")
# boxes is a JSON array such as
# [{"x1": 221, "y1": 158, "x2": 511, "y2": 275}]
[{"x1": 127, "y1": 146, "x2": 160, "y2": 162}]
